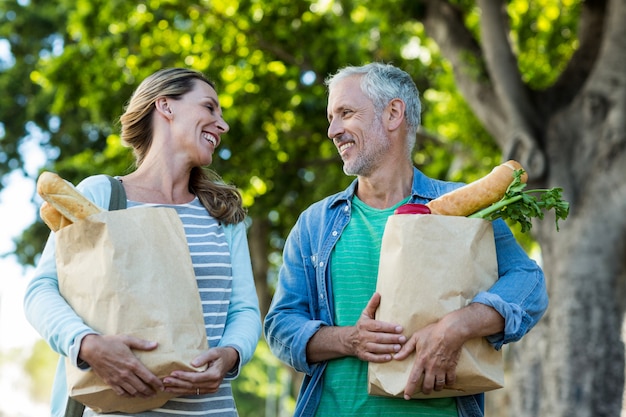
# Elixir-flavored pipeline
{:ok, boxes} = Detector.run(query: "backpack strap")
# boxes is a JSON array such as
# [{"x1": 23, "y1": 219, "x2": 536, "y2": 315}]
[
  {"x1": 64, "y1": 397, "x2": 85, "y2": 417},
  {"x1": 65, "y1": 175, "x2": 127, "y2": 417},
  {"x1": 106, "y1": 175, "x2": 127, "y2": 211}
]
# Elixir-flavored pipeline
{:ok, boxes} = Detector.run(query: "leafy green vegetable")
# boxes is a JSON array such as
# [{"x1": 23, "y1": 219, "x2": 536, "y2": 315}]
[{"x1": 468, "y1": 170, "x2": 570, "y2": 233}]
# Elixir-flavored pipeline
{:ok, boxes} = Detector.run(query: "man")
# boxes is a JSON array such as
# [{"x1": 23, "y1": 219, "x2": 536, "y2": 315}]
[{"x1": 264, "y1": 63, "x2": 548, "y2": 417}]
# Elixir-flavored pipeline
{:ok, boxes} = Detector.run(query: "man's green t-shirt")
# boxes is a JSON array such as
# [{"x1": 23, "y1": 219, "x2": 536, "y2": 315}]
[{"x1": 314, "y1": 196, "x2": 458, "y2": 417}]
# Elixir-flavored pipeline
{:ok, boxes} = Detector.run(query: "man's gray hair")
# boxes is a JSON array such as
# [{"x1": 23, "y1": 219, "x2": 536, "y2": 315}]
[{"x1": 325, "y1": 62, "x2": 421, "y2": 153}]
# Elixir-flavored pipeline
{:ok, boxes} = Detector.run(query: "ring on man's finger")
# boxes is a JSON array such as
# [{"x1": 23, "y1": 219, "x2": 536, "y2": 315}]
[
  {"x1": 196, "y1": 388, "x2": 200, "y2": 395},
  {"x1": 435, "y1": 379, "x2": 445, "y2": 385}
]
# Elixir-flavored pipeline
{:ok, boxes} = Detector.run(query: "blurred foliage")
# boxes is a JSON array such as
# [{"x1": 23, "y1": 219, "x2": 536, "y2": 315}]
[
  {"x1": 0, "y1": 0, "x2": 580, "y2": 267},
  {"x1": 0, "y1": 0, "x2": 581, "y2": 414},
  {"x1": 0, "y1": 339, "x2": 57, "y2": 406},
  {"x1": 0, "y1": 0, "x2": 494, "y2": 266},
  {"x1": 508, "y1": 0, "x2": 581, "y2": 88},
  {"x1": 233, "y1": 340, "x2": 295, "y2": 416},
  {"x1": 23, "y1": 339, "x2": 58, "y2": 403}
]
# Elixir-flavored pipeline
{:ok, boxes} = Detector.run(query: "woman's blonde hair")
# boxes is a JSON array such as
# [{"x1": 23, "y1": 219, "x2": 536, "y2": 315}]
[{"x1": 120, "y1": 68, "x2": 245, "y2": 225}]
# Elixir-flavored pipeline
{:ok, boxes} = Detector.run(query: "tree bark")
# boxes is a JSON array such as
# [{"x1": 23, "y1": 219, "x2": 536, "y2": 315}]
[
  {"x1": 419, "y1": 0, "x2": 507, "y2": 141},
  {"x1": 247, "y1": 217, "x2": 272, "y2": 319},
  {"x1": 477, "y1": 0, "x2": 545, "y2": 176},
  {"x1": 512, "y1": 0, "x2": 626, "y2": 414}
]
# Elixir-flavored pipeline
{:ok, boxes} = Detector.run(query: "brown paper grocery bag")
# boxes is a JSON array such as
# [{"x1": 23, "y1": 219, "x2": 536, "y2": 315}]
[
  {"x1": 368, "y1": 214, "x2": 503, "y2": 399},
  {"x1": 56, "y1": 207, "x2": 208, "y2": 413}
]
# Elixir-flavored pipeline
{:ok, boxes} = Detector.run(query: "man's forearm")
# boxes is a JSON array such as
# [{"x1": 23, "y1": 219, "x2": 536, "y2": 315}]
[
  {"x1": 306, "y1": 325, "x2": 357, "y2": 363},
  {"x1": 443, "y1": 302, "x2": 504, "y2": 343}
]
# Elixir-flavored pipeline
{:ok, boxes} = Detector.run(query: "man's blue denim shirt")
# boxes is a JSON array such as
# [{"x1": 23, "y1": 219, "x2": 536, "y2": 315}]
[{"x1": 264, "y1": 167, "x2": 549, "y2": 417}]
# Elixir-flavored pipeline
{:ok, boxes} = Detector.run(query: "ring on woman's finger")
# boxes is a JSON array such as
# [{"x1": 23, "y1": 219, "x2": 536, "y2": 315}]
[{"x1": 435, "y1": 379, "x2": 445, "y2": 385}]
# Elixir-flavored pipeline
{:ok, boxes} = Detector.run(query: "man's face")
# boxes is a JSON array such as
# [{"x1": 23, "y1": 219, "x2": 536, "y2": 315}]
[{"x1": 327, "y1": 76, "x2": 389, "y2": 177}]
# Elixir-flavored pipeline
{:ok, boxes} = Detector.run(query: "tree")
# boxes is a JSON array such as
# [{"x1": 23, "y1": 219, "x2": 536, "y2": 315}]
[
  {"x1": 2, "y1": 0, "x2": 622, "y2": 416},
  {"x1": 411, "y1": 1, "x2": 625, "y2": 416}
]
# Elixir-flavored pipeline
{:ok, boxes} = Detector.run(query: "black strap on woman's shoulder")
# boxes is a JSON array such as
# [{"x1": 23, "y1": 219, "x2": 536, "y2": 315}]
[
  {"x1": 65, "y1": 175, "x2": 127, "y2": 417},
  {"x1": 65, "y1": 397, "x2": 85, "y2": 417},
  {"x1": 106, "y1": 175, "x2": 127, "y2": 211}
]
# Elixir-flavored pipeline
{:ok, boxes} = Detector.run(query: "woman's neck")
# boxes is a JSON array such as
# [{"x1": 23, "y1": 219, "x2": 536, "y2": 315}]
[{"x1": 120, "y1": 164, "x2": 194, "y2": 204}]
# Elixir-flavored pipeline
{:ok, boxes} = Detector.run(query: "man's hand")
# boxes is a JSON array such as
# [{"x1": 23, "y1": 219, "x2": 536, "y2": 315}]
[
  {"x1": 393, "y1": 302, "x2": 504, "y2": 399},
  {"x1": 353, "y1": 292, "x2": 407, "y2": 362},
  {"x1": 306, "y1": 292, "x2": 406, "y2": 363},
  {"x1": 79, "y1": 334, "x2": 163, "y2": 397},
  {"x1": 392, "y1": 320, "x2": 462, "y2": 398}
]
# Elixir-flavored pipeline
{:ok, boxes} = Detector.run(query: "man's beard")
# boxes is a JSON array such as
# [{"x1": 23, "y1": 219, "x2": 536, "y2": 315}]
[{"x1": 342, "y1": 121, "x2": 389, "y2": 177}]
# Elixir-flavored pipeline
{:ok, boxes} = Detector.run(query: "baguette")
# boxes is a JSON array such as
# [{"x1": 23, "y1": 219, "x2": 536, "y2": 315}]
[
  {"x1": 40, "y1": 201, "x2": 73, "y2": 232},
  {"x1": 37, "y1": 171, "x2": 102, "y2": 223},
  {"x1": 426, "y1": 160, "x2": 527, "y2": 217}
]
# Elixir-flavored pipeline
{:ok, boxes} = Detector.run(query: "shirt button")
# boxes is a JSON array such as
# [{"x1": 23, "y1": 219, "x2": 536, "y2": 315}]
[
  {"x1": 344, "y1": 205, "x2": 349, "y2": 211},
  {"x1": 319, "y1": 262, "x2": 324, "y2": 267},
  {"x1": 320, "y1": 293, "x2": 324, "y2": 300},
  {"x1": 332, "y1": 231, "x2": 338, "y2": 236}
]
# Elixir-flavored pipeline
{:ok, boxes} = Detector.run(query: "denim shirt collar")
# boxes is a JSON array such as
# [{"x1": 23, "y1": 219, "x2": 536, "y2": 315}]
[{"x1": 327, "y1": 167, "x2": 451, "y2": 209}]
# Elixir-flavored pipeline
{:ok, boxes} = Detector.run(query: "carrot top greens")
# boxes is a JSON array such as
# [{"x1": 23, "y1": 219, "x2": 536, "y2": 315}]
[{"x1": 468, "y1": 169, "x2": 570, "y2": 233}]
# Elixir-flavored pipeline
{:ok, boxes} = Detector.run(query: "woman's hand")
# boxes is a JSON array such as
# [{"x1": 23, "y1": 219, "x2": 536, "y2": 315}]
[
  {"x1": 78, "y1": 334, "x2": 163, "y2": 398},
  {"x1": 163, "y1": 347, "x2": 240, "y2": 395}
]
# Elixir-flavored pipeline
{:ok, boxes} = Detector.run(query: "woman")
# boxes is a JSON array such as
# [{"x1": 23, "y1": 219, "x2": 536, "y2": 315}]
[{"x1": 24, "y1": 68, "x2": 262, "y2": 417}]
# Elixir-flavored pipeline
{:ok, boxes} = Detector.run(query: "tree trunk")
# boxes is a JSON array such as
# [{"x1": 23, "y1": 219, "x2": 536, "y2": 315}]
[
  {"x1": 247, "y1": 217, "x2": 272, "y2": 319},
  {"x1": 423, "y1": 0, "x2": 626, "y2": 415},
  {"x1": 510, "y1": 0, "x2": 626, "y2": 414}
]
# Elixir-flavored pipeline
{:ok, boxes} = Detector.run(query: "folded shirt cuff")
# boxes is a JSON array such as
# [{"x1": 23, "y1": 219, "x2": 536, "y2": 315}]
[{"x1": 69, "y1": 330, "x2": 100, "y2": 370}]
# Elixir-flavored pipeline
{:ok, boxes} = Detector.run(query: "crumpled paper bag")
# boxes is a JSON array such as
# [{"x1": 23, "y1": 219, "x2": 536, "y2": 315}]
[
  {"x1": 368, "y1": 214, "x2": 503, "y2": 399},
  {"x1": 56, "y1": 207, "x2": 208, "y2": 413}
]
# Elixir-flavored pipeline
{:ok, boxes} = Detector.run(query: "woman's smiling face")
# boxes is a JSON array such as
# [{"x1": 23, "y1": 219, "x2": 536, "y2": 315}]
[{"x1": 168, "y1": 79, "x2": 229, "y2": 167}]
